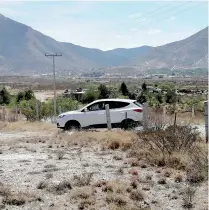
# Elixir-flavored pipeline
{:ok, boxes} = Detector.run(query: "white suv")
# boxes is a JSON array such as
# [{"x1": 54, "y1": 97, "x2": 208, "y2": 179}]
[{"x1": 57, "y1": 99, "x2": 143, "y2": 130}]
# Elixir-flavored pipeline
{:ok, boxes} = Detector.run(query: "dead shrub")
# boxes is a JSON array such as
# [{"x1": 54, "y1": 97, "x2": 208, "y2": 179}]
[
  {"x1": 106, "y1": 193, "x2": 127, "y2": 206},
  {"x1": 71, "y1": 186, "x2": 93, "y2": 200},
  {"x1": 94, "y1": 180, "x2": 107, "y2": 188},
  {"x1": 117, "y1": 167, "x2": 124, "y2": 175},
  {"x1": 182, "y1": 186, "x2": 196, "y2": 209},
  {"x1": 78, "y1": 197, "x2": 95, "y2": 209},
  {"x1": 37, "y1": 181, "x2": 48, "y2": 189},
  {"x1": 102, "y1": 184, "x2": 114, "y2": 193},
  {"x1": 45, "y1": 173, "x2": 53, "y2": 179},
  {"x1": 146, "y1": 175, "x2": 152, "y2": 181},
  {"x1": 187, "y1": 144, "x2": 208, "y2": 183},
  {"x1": 157, "y1": 178, "x2": 166, "y2": 185},
  {"x1": 138, "y1": 126, "x2": 199, "y2": 157},
  {"x1": 50, "y1": 180, "x2": 72, "y2": 195},
  {"x1": 174, "y1": 174, "x2": 183, "y2": 183},
  {"x1": 186, "y1": 167, "x2": 204, "y2": 184},
  {"x1": 164, "y1": 171, "x2": 171, "y2": 178},
  {"x1": 129, "y1": 169, "x2": 138, "y2": 176},
  {"x1": 0, "y1": 185, "x2": 11, "y2": 197},
  {"x1": 73, "y1": 172, "x2": 93, "y2": 187},
  {"x1": 108, "y1": 140, "x2": 120, "y2": 150},
  {"x1": 56, "y1": 150, "x2": 65, "y2": 160},
  {"x1": 129, "y1": 190, "x2": 144, "y2": 201},
  {"x1": 2, "y1": 191, "x2": 40, "y2": 206},
  {"x1": 129, "y1": 125, "x2": 201, "y2": 170}
]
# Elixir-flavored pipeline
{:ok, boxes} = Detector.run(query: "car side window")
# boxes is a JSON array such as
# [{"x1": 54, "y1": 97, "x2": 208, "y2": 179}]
[
  {"x1": 87, "y1": 102, "x2": 105, "y2": 111},
  {"x1": 106, "y1": 101, "x2": 129, "y2": 109}
]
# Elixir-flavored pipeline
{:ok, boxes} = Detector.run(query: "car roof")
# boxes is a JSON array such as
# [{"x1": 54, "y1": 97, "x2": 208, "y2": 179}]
[{"x1": 92, "y1": 98, "x2": 136, "y2": 103}]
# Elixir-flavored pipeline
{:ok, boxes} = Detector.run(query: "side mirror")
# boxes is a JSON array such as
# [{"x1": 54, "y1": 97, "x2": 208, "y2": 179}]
[{"x1": 84, "y1": 108, "x2": 88, "y2": 112}]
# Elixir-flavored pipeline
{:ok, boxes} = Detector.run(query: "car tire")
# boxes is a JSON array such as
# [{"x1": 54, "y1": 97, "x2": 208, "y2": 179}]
[
  {"x1": 64, "y1": 121, "x2": 81, "y2": 131},
  {"x1": 121, "y1": 119, "x2": 136, "y2": 130}
]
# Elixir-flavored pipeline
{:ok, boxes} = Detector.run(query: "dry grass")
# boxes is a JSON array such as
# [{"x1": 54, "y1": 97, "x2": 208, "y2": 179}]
[
  {"x1": 0, "y1": 121, "x2": 56, "y2": 132},
  {"x1": 53, "y1": 130, "x2": 137, "y2": 149},
  {"x1": 129, "y1": 190, "x2": 144, "y2": 201},
  {"x1": 71, "y1": 186, "x2": 94, "y2": 200},
  {"x1": 48, "y1": 180, "x2": 72, "y2": 195},
  {"x1": 0, "y1": 184, "x2": 41, "y2": 206},
  {"x1": 73, "y1": 172, "x2": 94, "y2": 187}
]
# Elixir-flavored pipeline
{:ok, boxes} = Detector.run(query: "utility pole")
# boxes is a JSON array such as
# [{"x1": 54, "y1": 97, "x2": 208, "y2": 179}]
[{"x1": 45, "y1": 53, "x2": 62, "y2": 119}]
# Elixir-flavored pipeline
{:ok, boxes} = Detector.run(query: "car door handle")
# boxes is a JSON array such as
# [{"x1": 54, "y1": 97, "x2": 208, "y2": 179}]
[{"x1": 120, "y1": 112, "x2": 125, "y2": 114}]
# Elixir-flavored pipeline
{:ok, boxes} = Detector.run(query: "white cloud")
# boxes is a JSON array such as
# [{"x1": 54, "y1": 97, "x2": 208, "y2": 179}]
[
  {"x1": 170, "y1": 16, "x2": 176, "y2": 21},
  {"x1": 148, "y1": 29, "x2": 161, "y2": 35},
  {"x1": 128, "y1": 13, "x2": 142, "y2": 19}
]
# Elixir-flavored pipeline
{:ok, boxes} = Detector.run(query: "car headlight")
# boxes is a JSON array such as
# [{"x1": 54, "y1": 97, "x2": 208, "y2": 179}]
[{"x1": 58, "y1": 114, "x2": 66, "y2": 118}]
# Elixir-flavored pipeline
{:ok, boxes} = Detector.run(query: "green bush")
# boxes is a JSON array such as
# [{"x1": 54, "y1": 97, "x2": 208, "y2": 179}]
[
  {"x1": 19, "y1": 97, "x2": 80, "y2": 121},
  {"x1": 0, "y1": 87, "x2": 10, "y2": 105},
  {"x1": 18, "y1": 99, "x2": 37, "y2": 121},
  {"x1": 81, "y1": 89, "x2": 99, "y2": 104},
  {"x1": 16, "y1": 89, "x2": 35, "y2": 103},
  {"x1": 120, "y1": 82, "x2": 129, "y2": 96},
  {"x1": 98, "y1": 84, "x2": 110, "y2": 99}
]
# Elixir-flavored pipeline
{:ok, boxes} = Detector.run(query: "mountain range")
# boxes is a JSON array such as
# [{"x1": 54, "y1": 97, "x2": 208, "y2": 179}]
[{"x1": 0, "y1": 14, "x2": 208, "y2": 75}]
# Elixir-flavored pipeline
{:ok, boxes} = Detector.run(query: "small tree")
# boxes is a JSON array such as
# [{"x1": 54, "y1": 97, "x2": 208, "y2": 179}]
[
  {"x1": 165, "y1": 89, "x2": 177, "y2": 104},
  {"x1": 0, "y1": 87, "x2": 10, "y2": 105},
  {"x1": 24, "y1": 89, "x2": 35, "y2": 101},
  {"x1": 137, "y1": 93, "x2": 147, "y2": 104},
  {"x1": 155, "y1": 93, "x2": 163, "y2": 104},
  {"x1": 98, "y1": 84, "x2": 109, "y2": 99},
  {"x1": 120, "y1": 82, "x2": 129, "y2": 96},
  {"x1": 128, "y1": 92, "x2": 136, "y2": 100},
  {"x1": 141, "y1": 82, "x2": 147, "y2": 92},
  {"x1": 81, "y1": 89, "x2": 99, "y2": 104},
  {"x1": 16, "y1": 89, "x2": 35, "y2": 103}
]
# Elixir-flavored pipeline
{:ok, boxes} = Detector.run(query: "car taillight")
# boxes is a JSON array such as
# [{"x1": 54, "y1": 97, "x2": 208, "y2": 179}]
[{"x1": 133, "y1": 108, "x2": 143, "y2": 113}]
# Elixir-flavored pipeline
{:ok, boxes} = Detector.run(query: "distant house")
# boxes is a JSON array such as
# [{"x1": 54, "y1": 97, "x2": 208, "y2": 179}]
[{"x1": 63, "y1": 88, "x2": 86, "y2": 101}]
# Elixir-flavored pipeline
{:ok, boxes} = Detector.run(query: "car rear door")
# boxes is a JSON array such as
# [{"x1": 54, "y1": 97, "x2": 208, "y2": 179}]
[{"x1": 105, "y1": 101, "x2": 130, "y2": 126}]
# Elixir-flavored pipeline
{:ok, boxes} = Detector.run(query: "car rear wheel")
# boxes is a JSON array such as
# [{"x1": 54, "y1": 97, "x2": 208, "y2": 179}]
[
  {"x1": 121, "y1": 119, "x2": 137, "y2": 130},
  {"x1": 64, "y1": 121, "x2": 81, "y2": 131}
]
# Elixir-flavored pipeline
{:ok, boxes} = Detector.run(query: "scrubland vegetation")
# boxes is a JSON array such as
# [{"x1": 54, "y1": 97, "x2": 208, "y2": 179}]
[{"x1": 0, "y1": 118, "x2": 208, "y2": 209}]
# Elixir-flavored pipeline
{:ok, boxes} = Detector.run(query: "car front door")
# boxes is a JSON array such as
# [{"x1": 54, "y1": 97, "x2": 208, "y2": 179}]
[{"x1": 83, "y1": 101, "x2": 106, "y2": 128}]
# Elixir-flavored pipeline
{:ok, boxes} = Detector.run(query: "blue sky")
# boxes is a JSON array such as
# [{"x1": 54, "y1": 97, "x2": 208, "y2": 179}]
[{"x1": 0, "y1": 1, "x2": 208, "y2": 50}]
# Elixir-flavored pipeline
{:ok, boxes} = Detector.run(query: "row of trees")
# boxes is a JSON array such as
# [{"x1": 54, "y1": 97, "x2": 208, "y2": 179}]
[{"x1": 80, "y1": 82, "x2": 178, "y2": 106}]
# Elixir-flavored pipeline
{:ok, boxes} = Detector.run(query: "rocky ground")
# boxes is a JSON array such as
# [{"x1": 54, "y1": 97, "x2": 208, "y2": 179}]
[{"x1": 0, "y1": 123, "x2": 208, "y2": 210}]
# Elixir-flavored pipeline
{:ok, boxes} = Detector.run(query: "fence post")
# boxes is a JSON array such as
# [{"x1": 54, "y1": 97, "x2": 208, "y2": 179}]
[
  {"x1": 191, "y1": 105, "x2": 195, "y2": 118},
  {"x1": 125, "y1": 112, "x2": 128, "y2": 130},
  {"x1": 58, "y1": 106, "x2": 62, "y2": 114},
  {"x1": 143, "y1": 102, "x2": 148, "y2": 131},
  {"x1": 15, "y1": 106, "x2": 18, "y2": 121},
  {"x1": 2, "y1": 106, "x2": 6, "y2": 121},
  {"x1": 204, "y1": 101, "x2": 208, "y2": 143},
  {"x1": 36, "y1": 100, "x2": 39, "y2": 121},
  {"x1": 105, "y1": 104, "x2": 112, "y2": 130}
]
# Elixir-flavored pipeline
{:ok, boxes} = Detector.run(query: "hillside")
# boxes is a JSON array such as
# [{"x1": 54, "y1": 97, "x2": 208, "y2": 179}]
[{"x1": 0, "y1": 14, "x2": 208, "y2": 75}]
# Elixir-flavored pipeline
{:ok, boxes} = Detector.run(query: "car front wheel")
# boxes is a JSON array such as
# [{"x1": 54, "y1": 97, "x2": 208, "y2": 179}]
[{"x1": 64, "y1": 121, "x2": 81, "y2": 131}]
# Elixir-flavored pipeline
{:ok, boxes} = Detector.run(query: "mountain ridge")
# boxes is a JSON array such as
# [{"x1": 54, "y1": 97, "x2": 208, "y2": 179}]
[{"x1": 0, "y1": 13, "x2": 208, "y2": 75}]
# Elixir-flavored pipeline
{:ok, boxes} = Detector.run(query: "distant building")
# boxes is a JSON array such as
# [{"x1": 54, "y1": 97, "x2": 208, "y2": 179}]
[{"x1": 63, "y1": 88, "x2": 86, "y2": 101}]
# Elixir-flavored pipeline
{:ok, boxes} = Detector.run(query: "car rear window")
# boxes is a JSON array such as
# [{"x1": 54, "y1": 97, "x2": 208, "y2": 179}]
[
  {"x1": 134, "y1": 101, "x2": 142, "y2": 107},
  {"x1": 106, "y1": 101, "x2": 130, "y2": 109}
]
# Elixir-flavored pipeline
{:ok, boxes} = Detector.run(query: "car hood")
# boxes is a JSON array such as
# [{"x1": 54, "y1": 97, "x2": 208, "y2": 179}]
[{"x1": 59, "y1": 110, "x2": 81, "y2": 116}]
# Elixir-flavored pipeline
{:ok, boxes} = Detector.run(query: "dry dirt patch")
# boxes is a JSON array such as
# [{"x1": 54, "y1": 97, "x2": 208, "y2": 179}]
[{"x1": 0, "y1": 123, "x2": 208, "y2": 210}]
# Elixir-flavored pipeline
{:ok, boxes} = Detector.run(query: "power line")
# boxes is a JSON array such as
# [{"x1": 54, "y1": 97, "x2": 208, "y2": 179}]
[
  {"x1": 138, "y1": 1, "x2": 206, "y2": 29},
  {"x1": 137, "y1": 1, "x2": 192, "y2": 25},
  {"x1": 135, "y1": 2, "x2": 175, "y2": 23},
  {"x1": 45, "y1": 53, "x2": 62, "y2": 119}
]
